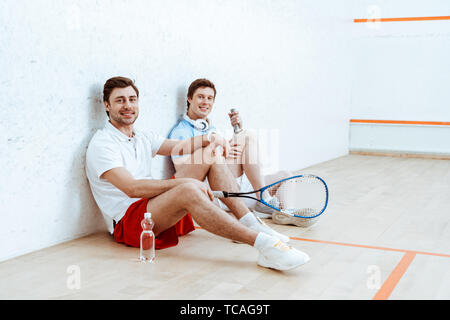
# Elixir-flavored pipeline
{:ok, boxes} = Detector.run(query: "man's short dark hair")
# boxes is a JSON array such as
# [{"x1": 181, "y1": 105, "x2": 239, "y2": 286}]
[
  {"x1": 103, "y1": 76, "x2": 139, "y2": 118},
  {"x1": 187, "y1": 78, "x2": 216, "y2": 110}
]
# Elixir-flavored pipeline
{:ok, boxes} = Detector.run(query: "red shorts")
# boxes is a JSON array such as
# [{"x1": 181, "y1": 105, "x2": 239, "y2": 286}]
[{"x1": 113, "y1": 177, "x2": 195, "y2": 250}]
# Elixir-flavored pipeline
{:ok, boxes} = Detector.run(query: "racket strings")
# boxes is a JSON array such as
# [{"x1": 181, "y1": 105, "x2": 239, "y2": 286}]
[{"x1": 264, "y1": 175, "x2": 327, "y2": 218}]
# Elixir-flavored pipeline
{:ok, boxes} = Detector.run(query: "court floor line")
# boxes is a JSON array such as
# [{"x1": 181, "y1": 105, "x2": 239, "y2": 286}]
[
  {"x1": 193, "y1": 227, "x2": 450, "y2": 258},
  {"x1": 194, "y1": 227, "x2": 449, "y2": 299},
  {"x1": 289, "y1": 236, "x2": 450, "y2": 258},
  {"x1": 373, "y1": 251, "x2": 417, "y2": 300},
  {"x1": 287, "y1": 236, "x2": 449, "y2": 300}
]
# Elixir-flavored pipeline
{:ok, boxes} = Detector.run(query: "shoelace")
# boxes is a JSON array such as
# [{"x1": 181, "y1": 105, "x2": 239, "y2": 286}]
[{"x1": 274, "y1": 240, "x2": 291, "y2": 252}]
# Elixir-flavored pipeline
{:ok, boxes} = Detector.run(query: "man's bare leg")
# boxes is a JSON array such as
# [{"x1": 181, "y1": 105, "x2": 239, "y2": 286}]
[
  {"x1": 145, "y1": 181, "x2": 310, "y2": 270},
  {"x1": 226, "y1": 130, "x2": 266, "y2": 199},
  {"x1": 146, "y1": 182, "x2": 257, "y2": 244},
  {"x1": 263, "y1": 170, "x2": 292, "y2": 196},
  {"x1": 206, "y1": 154, "x2": 250, "y2": 219},
  {"x1": 175, "y1": 145, "x2": 252, "y2": 220},
  {"x1": 173, "y1": 143, "x2": 291, "y2": 242},
  {"x1": 174, "y1": 144, "x2": 216, "y2": 181},
  {"x1": 203, "y1": 151, "x2": 291, "y2": 243}
]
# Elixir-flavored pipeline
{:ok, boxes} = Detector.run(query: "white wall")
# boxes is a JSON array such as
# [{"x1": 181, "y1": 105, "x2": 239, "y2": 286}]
[
  {"x1": 349, "y1": 0, "x2": 450, "y2": 154},
  {"x1": 350, "y1": 123, "x2": 450, "y2": 154},
  {"x1": 0, "y1": 0, "x2": 352, "y2": 261}
]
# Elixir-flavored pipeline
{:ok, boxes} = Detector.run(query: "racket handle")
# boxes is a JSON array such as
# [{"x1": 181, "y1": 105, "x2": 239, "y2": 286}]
[
  {"x1": 212, "y1": 191, "x2": 226, "y2": 198},
  {"x1": 230, "y1": 108, "x2": 242, "y2": 134}
]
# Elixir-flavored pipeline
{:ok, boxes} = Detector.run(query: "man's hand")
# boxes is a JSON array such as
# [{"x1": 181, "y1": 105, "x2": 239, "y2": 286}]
[
  {"x1": 227, "y1": 140, "x2": 243, "y2": 159},
  {"x1": 228, "y1": 109, "x2": 242, "y2": 131},
  {"x1": 209, "y1": 133, "x2": 231, "y2": 158}
]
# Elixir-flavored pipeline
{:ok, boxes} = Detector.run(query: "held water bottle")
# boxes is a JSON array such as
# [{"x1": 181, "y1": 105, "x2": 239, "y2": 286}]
[
  {"x1": 230, "y1": 108, "x2": 243, "y2": 134},
  {"x1": 140, "y1": 212, "x2": 155, "y2": 262}
]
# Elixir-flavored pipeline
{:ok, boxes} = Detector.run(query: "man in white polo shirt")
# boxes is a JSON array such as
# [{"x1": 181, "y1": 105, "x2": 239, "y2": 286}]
[{"x1": 85, "y1": 76, "x2": 309, "y2": 271}]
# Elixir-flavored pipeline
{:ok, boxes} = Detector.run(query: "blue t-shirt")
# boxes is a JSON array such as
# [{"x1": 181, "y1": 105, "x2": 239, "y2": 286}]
[{"x1": 168, "y1": 119, "x2": 217, "y2": 160}]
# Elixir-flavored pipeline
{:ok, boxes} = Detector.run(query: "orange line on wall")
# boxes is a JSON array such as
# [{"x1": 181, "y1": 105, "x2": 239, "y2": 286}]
[
  {"x1": 350, "y1": 119, "x2": 450, "y2": 126},
  {"x1": 373, "y1": 251, "x2": 416, "y2": 300},
  {"x1": 354, "y1": 16, "x2": 450, "y2": 23}
]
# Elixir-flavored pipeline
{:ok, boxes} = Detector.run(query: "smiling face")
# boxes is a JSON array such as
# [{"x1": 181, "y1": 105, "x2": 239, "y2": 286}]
[
  {"x1": 187, "y1": 86, "x2": 215, "y2": 120},
  {"x1": 105, "y1": 86, "x2": 139, "y2": 127}
]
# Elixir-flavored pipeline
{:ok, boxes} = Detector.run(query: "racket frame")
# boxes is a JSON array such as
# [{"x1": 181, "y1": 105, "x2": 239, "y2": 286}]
[{"x1": 214, "y1": 174, "x2": 329, "y2": 219}]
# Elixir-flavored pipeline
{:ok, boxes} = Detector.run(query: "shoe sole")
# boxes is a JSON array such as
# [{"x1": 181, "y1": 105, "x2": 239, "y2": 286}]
[
  {"x1": 257, "y1": 255, "x2": 310, "y2": 271},
  {"x1": 272, "y1": 212, "x2": 319, "y2": 228}
]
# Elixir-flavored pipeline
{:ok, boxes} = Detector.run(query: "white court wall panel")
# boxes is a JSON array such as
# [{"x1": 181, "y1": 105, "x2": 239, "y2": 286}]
[
  {"x1": 350, "y1": 0, "x2": 450, "y2": 154},
  {"x1": 0, "y1": 0, "x2": 352, "y2": 261},
  {"x1": 350, "y1": 123, "x2": 450, "y2": 154}
]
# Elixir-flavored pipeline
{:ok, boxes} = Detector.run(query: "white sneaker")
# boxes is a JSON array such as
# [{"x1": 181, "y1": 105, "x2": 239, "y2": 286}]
[
  {"x1": 258, "y1": 240, "x2": 310, "y2": 271},
  {"x1": 272, "y1": 210, "x2": 320, "y2": 228},
  {"x1": 249, "y1": 216, "x2": 290, "y2": 243}
]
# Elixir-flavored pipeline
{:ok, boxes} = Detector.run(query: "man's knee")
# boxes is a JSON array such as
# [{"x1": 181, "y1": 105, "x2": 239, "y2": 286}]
[
  {"x1": 235, "y1": 130, "x2": 259, "y2": 163},
  {"x1": 174, "y1": 145, "x2": 215, "y2": 167},
  {"x1": 195, "y1": 144, "x2": 227, "y2": 167},
  {"x1": 190, "y1": 145, "x2": 219, "y2": 166},
  {"x1": 176, "y1": 182, "x2": 207, "y2": 203}
]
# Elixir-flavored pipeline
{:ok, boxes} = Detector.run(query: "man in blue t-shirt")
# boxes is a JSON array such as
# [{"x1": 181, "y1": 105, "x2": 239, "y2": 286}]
[{"x1": 168, "y1": 79, "x2": 291, "y2": 218}]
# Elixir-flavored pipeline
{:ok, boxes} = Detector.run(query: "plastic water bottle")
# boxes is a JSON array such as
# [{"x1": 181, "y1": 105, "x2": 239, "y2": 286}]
[
  {"x1": 140, "y1": 212, "x2": 155, "y2": 263},
  {"x1": 230, "y1": 108, "x2": 242, "y2": 133}
]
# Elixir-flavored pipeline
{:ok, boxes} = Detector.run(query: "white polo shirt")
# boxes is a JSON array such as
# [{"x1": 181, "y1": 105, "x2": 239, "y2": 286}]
[{"x1": 86, "y1": 121, "x2": 165, "y2": 234}]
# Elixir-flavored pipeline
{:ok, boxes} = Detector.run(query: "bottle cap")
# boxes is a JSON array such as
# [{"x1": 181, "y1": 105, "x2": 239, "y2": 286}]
[{"x1": 144, "y1": 212, "x2": 152, "y2": 219}]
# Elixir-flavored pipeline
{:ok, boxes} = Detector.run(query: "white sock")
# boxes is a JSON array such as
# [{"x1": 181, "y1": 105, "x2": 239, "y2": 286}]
[
  {"x1": 241, "y1": 211, "x2": 290, "y2": 243},
  {"x1": 253, "y1": 232, "x2": 278, "y2": 250},
  {"x1": 239, "y1": 212, "x2": 259, "y2": 227}
]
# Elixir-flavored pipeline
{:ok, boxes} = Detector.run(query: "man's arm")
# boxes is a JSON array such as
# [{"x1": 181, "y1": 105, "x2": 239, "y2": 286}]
[
  {"x1": 101, "y1": 167, "x2": 214, "y2": 200},
  {"x1": 157, "y1": 133, "x2": 230, "y2": 158}
]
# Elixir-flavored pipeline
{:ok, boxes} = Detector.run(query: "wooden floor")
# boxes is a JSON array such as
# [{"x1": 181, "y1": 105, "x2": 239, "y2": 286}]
[{"x1": 1, "y1": 155, "x2": 449, "y2": 300}]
